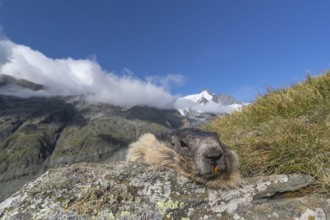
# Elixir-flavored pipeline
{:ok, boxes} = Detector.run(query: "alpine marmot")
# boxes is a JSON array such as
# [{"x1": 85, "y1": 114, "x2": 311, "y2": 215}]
[{"x1": 126, "y1": 128, "x2": 240, "y2": 188}]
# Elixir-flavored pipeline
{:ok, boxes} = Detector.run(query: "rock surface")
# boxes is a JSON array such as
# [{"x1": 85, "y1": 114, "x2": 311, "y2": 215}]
[
  {"x1": 1, "y1": 162, "x2": 328, "y2": 220},
  {"x1": 0, "y1": 94, "x2": 184, "y2": 202}
]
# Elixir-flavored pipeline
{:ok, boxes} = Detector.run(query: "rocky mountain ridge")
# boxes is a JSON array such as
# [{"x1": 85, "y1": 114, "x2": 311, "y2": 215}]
[
  {"x1": 0, "y1": 74, "x2": 44, "y2": 91},
  {"x1": 0, "y1": 94, "x2": 184, "y2": 202}
]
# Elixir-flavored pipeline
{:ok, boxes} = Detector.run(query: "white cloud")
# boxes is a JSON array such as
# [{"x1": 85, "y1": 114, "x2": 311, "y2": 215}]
[
  {"x1": 0, "y1": 38, "x2": 242, "y2": 114},
  {"x1": 0, "y1": 39, "x2": 176, "y2": 109}
]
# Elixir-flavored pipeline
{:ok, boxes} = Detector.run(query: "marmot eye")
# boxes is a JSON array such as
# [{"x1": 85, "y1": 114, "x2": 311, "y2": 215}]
[{"x1": 180, "y1": 141, "x2": 189, "y2": 149}]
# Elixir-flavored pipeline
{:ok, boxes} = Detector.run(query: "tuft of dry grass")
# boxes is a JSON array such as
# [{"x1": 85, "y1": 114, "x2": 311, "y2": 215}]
[{"x1": 204, "y1": 71, "x2": 330, "y2": 193}]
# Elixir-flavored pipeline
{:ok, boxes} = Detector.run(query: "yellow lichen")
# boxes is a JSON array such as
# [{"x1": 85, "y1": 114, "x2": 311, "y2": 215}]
[
  {"x1": 121, "y1": 211, "x2": 131, "y2": 218},
  {"x1": 109, "y1": 213, "x2": 116, "y2": 220},
  {"x1": 157, "y1": 200, "x2": 184, "y2": 217}
]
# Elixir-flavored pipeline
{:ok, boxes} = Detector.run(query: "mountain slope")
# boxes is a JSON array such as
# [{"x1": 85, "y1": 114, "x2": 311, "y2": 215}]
[
  {"x1": 205, "y1": 72, "x2": 330, "y2": 193},
  {"x1": 0, "y1": 94, "x2": 184, "y2": 202}
]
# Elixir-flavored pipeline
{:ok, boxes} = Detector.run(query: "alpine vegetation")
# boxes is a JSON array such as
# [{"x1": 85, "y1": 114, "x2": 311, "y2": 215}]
[{"x1": 205, "y1": 71, "x2": 330, "y2": 193}]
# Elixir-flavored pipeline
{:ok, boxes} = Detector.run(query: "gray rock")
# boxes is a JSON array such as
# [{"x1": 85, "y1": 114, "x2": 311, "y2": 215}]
[
  {"x1": 247, "y1": 174, "x2": 314, "y2": 200},
  {"x1": 0, "y1": 162, "x2": 328, "y2": 220}
]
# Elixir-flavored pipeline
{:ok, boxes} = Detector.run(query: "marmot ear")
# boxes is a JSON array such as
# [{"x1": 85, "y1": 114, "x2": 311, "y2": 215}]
[{"x1": 170, "y1": 132, "x2": 182, "y2": 147}]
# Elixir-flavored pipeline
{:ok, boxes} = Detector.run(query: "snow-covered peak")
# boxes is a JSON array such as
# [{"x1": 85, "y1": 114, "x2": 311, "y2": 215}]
[
  {"x1": 182, "y1": 90, "x2": 217, "y2": 104},
  {"x1": 175, "y1": 90, "x2": 243, "y2": 116}
]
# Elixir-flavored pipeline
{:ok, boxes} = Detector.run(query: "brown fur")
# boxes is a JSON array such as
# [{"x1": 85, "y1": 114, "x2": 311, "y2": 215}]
[{"x1": 126, "y1": 128, "x2": 240, "y2": 188}]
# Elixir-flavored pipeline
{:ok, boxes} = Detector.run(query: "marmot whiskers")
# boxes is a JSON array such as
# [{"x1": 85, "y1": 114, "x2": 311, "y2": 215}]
[{"x1": 126, "y1": 128, "x2": 240, "y2": 188}]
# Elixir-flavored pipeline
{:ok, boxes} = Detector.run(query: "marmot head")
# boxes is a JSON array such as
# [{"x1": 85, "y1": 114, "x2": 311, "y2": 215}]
[
  {"x1": 157, "y1": 128, "x2": 237, "y2": 181},
  {"x1": 127, "y1": 128, "x2": 240, "y2": 188}
]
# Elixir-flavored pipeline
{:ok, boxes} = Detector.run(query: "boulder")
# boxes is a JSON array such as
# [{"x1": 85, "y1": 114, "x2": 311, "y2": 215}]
[{"x1": 1, "y1": 162, "x2": 328, "y2": 220}]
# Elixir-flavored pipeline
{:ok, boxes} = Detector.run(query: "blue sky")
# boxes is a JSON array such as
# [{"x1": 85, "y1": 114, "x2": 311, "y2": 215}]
[{"x1": 1, "y1": 0, "x2": 330, "y2": 103}]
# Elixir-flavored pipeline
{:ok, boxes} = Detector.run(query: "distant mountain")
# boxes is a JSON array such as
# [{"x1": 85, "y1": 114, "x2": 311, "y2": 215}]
[
  {"x1": 0, "y1": 74, "x2": 44, "y2": 91},
  {"x1": 0, "y1": 94, "x2": 184, "y2": 202},
  {"x1": 173, "y1": 90, "x2": 243, "y2": 126},
  {"x1": 0, "y1": 74, "x2": 243, "y2": 128},
  {"x1": 175, "y1": 90, "x2": 242, "y2": 116},
  {"x1": 0, "y1": 74, "x2": 243, "y2": 116}
]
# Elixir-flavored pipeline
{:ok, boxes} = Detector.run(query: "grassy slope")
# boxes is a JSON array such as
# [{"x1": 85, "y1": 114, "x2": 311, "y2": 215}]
[{"x1": 205, "y1": 72, "x2": 330, "y2": 193}]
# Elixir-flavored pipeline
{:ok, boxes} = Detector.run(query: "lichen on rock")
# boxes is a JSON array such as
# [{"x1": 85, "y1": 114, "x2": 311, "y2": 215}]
[{"x1": 0, "y1": 162, "x2": 329, "y2": 220}]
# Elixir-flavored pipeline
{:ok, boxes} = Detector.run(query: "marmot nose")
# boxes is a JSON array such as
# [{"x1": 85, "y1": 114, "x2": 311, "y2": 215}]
[{"x1": 205, "y1": 153, "x2": 222, "y2": 165}]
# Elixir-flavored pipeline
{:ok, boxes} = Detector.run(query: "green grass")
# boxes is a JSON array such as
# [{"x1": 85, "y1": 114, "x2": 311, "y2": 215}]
[{"x1": 204, "y1": 71, "x2": 330, "y2": 193}]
